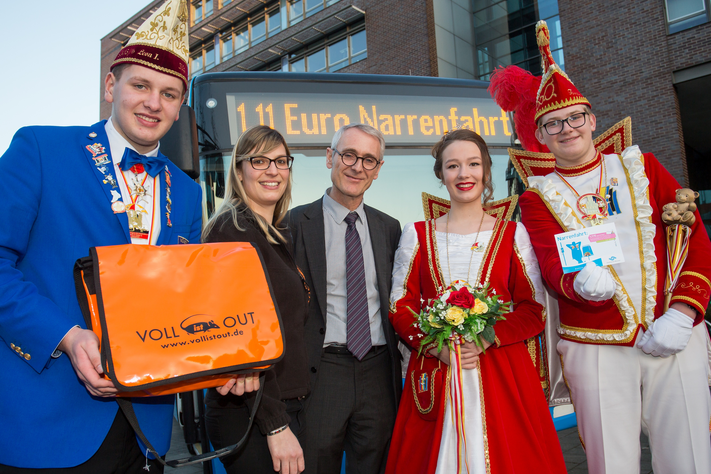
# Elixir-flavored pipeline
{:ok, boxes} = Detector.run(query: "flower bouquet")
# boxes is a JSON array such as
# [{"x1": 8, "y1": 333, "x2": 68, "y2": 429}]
[
  {"x1": 410, "y1": 280, "x2": 510, "y2": 473},
  {"x1": 411, "y1": 280, "x2": 510, "y2": 356}
]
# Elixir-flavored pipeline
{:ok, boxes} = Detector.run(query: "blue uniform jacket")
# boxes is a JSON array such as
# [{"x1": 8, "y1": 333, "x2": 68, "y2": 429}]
[{"x1": 0, "y1": 121, "x2": 203, "y2": 468}]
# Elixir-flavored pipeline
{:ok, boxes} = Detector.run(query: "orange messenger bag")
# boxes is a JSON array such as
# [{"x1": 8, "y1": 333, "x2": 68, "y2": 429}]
[{"x1": 73, "y1": 242, "x2": 285, "y2": 467}]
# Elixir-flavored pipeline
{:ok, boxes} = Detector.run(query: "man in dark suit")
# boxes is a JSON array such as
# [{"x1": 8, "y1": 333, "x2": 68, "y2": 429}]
[{"x1": 289, "y1": 124, "x2": 402, "y2": 474}]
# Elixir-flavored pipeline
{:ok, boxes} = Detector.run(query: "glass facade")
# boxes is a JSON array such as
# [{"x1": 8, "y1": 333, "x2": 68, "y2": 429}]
[
  {"x1": 474, "y1": 0, "x2": 563, "y2": 80},
  {"x1": 287, "y1": 27, "x2": 367, "y2": 72}
]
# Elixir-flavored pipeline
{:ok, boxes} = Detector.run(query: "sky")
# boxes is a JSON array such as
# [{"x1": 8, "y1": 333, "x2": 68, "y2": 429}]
[{"x1": 0, "y1": 1, "x2": 154, "y2": 153}]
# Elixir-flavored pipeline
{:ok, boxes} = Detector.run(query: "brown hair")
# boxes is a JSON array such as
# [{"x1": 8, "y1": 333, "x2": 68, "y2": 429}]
[
  {"x1": 203, "y1": 125, "x2": 293, "y2": 244},
  {"x1": 431, "y1": 129, "x2": 494, "y2": 206}
]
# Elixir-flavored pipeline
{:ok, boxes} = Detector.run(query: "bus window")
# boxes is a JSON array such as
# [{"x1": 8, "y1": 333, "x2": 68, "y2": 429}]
[{"x1": 287, "y1": 150, "x2": 510, "y2": 226}]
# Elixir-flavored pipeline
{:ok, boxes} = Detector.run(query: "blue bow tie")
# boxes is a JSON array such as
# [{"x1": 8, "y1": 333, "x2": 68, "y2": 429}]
[{"x1": 119, "y1": 148, "x2": 168, "y2": 178}]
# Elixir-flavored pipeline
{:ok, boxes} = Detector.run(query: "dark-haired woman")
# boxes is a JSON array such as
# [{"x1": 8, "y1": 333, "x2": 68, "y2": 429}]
[
  {"x1": 385, "y1": 129, "x2": 565, "y2": 474},
  {"x1": 204, "y1": 126, "x2": 308, "y2": 474}
]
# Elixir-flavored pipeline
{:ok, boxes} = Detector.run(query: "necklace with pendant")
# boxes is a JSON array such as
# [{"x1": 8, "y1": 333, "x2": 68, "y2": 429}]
[
  {"x1": 555, "y1": 152, "x2": 609, "y2": 226},
  {"x1": 445, "y1": 210, "x2": 485, "y2": 285}
]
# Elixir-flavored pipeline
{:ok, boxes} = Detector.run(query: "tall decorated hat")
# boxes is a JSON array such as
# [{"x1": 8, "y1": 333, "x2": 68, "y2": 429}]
[
  {"x1": 488, "y1": 20, "x2": 631, "y2": 185},
  {"x1": 111, "y1": 0, "x2": 190, "y2": 91},
  {"x1": 533, "y1": 22, "x2": 590, "y2": 123},
  {"x1": 488, "y1": 20, "x2": 590, "y2": 153}
]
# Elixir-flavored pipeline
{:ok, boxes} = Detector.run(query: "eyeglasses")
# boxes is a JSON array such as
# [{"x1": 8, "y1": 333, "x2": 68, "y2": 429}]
[
  {"x1": 333, "y1": 149, "x2": 381, "y2": 170},
  {"x1": 249, "y1": 156, "x2": 294, "y2": 170},
  {"x1": 539, "y1": 112, "x2": 589, "y2": 135}
]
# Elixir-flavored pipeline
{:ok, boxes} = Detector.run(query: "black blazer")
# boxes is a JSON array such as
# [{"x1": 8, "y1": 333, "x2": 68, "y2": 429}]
[
  {"x1": 204, "y1": 208, "x2": 309, "y2": 434},
  {"x1": 287, "y1": 198, "x2": 403, "y2": 411}
]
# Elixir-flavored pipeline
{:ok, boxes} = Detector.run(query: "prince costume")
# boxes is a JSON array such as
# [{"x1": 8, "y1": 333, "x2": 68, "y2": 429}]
[
  {"x1": 489, "y1": 20, "x2": 711, "y2": 474},
  {"x1": 0, "y1": 0, "x2": 203, "y2": 469}
]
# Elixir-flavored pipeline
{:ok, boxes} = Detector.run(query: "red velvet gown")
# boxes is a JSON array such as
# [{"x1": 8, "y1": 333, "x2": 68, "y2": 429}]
[{"x1": 385, "y1": 219, "x2": 566, "y2": 474}]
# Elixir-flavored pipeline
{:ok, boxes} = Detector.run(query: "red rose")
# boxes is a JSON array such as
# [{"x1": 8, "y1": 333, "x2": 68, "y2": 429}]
[{"x1": 446, "y1": 287, "x2": 475, "y2": 309}]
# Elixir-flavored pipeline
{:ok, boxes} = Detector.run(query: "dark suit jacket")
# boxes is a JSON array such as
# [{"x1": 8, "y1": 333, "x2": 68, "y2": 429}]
[
  {"x1": 0, "y1": 122, "x2": 203, "y2": 468},
  {"x1": 287, "y1": 198, "x2": 403, "y2": 412}
]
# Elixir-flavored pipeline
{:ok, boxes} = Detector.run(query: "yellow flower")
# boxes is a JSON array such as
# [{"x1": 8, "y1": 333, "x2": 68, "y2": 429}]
[
  {"x1": 472, "y1": 298, "x2": 489, "y2": 315},
  {"x1": 444, "y1": 307, "x2": 465, "y2": 326},
  {"x1": 428, "y1": 313, "x2": 443, "y2": 328}
]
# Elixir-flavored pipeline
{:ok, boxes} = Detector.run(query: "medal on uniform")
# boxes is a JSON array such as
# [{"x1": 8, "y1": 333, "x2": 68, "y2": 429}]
[
  {"x1": 86, "y1": 143, "x2": 105, "y2": 156},
  {"x1": 418, "y1": 373, "x2": 428, "y2": 393},
  {"x1": 103, "y1": 174, "x2": 118, "y2": 188},
  {"x1": 556, "y1": 152, "x2": 609, "y2": 226},
  {"x1": 112, "y1": 201, "x2": 126, "y2": 214},
  {"x1": 118, "y1": 163, "x2": 153, "y2": 240},
  {"x1": 576, "y1": 193, "x2": 609, "y2": 225}
]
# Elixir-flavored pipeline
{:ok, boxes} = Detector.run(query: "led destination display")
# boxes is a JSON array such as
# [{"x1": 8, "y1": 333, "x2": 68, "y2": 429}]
[{"x1": 224, "y1": 92, "x2": 512, "y2": 148}]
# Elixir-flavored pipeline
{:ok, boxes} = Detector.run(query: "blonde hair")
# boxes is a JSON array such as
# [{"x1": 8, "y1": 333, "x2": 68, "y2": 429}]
[
  {"x1": 202, "y1": 126, "x2": 293, "y2": 245},
  {"x1": 431, "y1": 129, "x2": 494, "y2": 206}
]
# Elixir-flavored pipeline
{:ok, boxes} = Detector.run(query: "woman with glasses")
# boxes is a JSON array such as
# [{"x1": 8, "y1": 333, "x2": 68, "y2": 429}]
[{"x1": 203, "y1": 125, "x2": 309, "y2": 474}]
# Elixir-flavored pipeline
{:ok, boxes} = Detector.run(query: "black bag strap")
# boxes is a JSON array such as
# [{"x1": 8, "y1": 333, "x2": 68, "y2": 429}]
[{"x1": 117, "y1": 373, "x2": 265, "y2": 468}]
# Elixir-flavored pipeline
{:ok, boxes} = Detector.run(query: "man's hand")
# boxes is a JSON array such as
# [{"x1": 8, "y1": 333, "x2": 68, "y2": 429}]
[
  {"x1": 637, "y1": 306, "x2": 694, "y2": 357},
  {"x1": 58, "y1": 327, "x2": 117, "y2": 397},
  {"x1": 573, "y1": 262, "x2": 616, "y2": 302},
  {"x1": 266, "y1": 426, "x2": 304, "y2": 474},
  {"x1": 215, "y1": 372, "x2": 261, "y2": 396}
]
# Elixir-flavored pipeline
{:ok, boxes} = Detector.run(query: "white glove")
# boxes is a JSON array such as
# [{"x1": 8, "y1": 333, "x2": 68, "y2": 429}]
[
  {"x1": 573, "y1": 262, "x2": 616, "y2": 302},
  {"x1": 637, "y1": 307, "x2": 694, "y2": 358}
]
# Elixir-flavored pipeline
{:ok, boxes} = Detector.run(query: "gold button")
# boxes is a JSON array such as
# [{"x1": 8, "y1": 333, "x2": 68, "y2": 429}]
[
  {"x1": 24, "y1": 353, "x2": 31, "y2": 361},
  {"x1": 14, "y1": 346, "x2": 21, "y2": 353},
  {"x1": 10, "y1": 343, "x2": 16, "y2": 349}
]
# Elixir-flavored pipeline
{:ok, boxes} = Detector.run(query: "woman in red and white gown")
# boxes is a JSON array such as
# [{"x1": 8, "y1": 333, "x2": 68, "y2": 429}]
[{"x1": 385, "y1": 129, "x2": 566, "y2": 474}]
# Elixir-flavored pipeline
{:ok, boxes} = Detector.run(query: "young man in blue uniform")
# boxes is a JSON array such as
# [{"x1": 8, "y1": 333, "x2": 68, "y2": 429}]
[{"x1": 0, "y1": 1, "x2": 245, "y2": 471}]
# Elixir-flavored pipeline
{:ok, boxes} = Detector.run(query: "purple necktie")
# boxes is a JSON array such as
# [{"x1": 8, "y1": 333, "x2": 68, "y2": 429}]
[{"x1": 345, "y1": 212, "x2": 372, "y2": 360}]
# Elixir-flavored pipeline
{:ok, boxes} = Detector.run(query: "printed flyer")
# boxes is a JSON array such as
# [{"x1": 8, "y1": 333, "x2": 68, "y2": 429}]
[{"x1": 554, "y1": 223, "x2": 625, "y2": 274}]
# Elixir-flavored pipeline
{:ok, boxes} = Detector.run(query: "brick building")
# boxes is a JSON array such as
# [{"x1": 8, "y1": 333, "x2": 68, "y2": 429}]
[
  {"x1": 100, "y1": 0, "x2": 563, "y2": 121},
  {"x1": 101, "y1": 0, "x2": 711, "y2": 225}
]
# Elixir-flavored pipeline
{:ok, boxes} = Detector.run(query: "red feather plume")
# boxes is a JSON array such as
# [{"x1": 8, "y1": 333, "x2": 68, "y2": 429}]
[{"x1": 488, "y1": 66, "x2": 549, "y2": 153}]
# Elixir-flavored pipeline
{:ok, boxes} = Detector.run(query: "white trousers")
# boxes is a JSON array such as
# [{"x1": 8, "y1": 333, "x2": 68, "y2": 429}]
[{"x1": 558, "y1": 324, "x2": 711, "y2": 474}]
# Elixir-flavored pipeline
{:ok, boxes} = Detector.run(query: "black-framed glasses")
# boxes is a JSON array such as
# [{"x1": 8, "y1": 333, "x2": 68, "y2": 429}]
[
  {"x1": 540, "y1": 112, "x2": 588, "y2": 135},
  {"x1": 249, "y1": 155, "x2": 294, "y2": 170},
  {"x1": 333, "y1": 149, "x2": 381, "y2": 170}
]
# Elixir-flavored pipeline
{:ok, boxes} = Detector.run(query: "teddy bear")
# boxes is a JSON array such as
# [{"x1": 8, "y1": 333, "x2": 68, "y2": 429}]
[
  {"x1": 662, "y1": 202, "x2": 682, "y2": 225},
  {"x1": 674, "y1": 188, "x2": 698, "y2": 214},
  {"x1": 661, "y1": 188, "x2": 698, "y2": 226}
]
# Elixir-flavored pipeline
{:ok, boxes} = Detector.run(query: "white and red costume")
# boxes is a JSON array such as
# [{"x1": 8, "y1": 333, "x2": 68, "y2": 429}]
[
  {"x1": 520, "y1": 147, "x2": 711, "y2": 473},
  {"x1": 385, "y1": 219, "x2": 566, "y2": 474},
  {"x1": 490, "y1": 19, "x2": 711, "y2": 474}
]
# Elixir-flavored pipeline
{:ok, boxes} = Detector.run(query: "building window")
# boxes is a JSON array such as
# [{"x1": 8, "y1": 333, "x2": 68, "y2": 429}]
[
  {"x1": 287, "y1": 0, "x2": 339, "y2": 26},
  {"x1": 222, "y1": 35, "x2": 233, "y2": 61},
  {"x1": 193, "y1": 0, "x2": 213, "y2": 24},
  {"x1": 221, "y1": 5, "x2": 282, "y2": 60},
  {"x1": 307, "y1": 49, "x2": 327, "y2": 72},
  {"x1": 473, "y1": 0, "x2": 563, "y2": 80},
  {"x1": 205, "y1": 46, "x2": 215, "y2": 71},
  {"x1": 665, "y1": 0, "x2": 709, "y2": 33},
  {"x1": 191, "y1": 54, "x2": 203, "y2": 77},
  {"x1": 222, "y1": 0, "x2": 232, "y2": 6},
  {"x1": 269, "y1": 8, "x2": 282, "y2": 36},
  {"x1": 191, "y1": 45, "x2": 216, "y2": 77},
  {"x1": 350, "y1": 30, "x2": 367, "y2": 63},
  {"x1": 287, "y1": 26, "x2": 367, "y2": 72}
]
